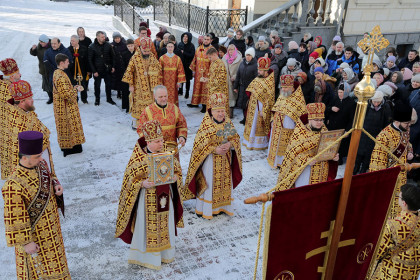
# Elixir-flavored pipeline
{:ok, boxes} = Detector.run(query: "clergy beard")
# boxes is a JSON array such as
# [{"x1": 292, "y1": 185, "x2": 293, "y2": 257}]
[
  {"x1": 257, "y1": 73, "x2": 266, "y2": 78},
  {"x1": 24, "y1": 105, "x2": 35, "y2": 112},
  {"x1": 335, "y1": 51, "x2": 342, "y2": 56},
  {"x1": 142, "y1": 54, "x2": 150, "y2": 59},
  {"x1": 399, "y1": 125, "x2": 408, "y2": 132},
  {"x1": 203, "y1": 43, "x2": 210, "y2": 48}
]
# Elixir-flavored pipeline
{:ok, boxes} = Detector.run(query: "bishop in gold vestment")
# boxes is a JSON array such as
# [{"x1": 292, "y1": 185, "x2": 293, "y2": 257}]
[
  {"x1": 372, "y1": 183, "x2": 420, "y2": 280},
  {"x1": 122, "y1": 38, "x2": 162, "y2": 127},
  {"x1": 2, "y1": 131, "x2": 70, "y2": 280},
  {"x1": 275, "y1": 103, "x2": 338, "y2": 191},
  {"x1": 267, "y1": 75, "x2": 307, "y2": 168},
  {"x1": 243, "y1": 57, "x2": 275, "y2": 150},
  {"x1": 138, "y1": 85, "x2": 187, "y2": 153},
  {"x1": 0, "y1": 58, "x2": 21, "y2": 179},
  {"x1": 188, "y1": 35, "x2": 213, "y2": 107},
  {"x1": 183, "y1": 93, "x2": 242, "y2": 219},
  {"x1": 206, "y1": 47, "x2": 230, "y2": 113},
  {"x1": 53, "y1": 55, "x2": 85, "y2": 156},
  {"x1": 369, "y1": 101, "x2": 413, "y2": 218},
  {"x1": 3, "y1": 80, "x2": 53, "y2": 180},
  {"x1": 159, "y1": 42, "x2": 186, "y2": 106},
  {"x1": 115, "y1": 120, "x2": 184, "y2": 270}
]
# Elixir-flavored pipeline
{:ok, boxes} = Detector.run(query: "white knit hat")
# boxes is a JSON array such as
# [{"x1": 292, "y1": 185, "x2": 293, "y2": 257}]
[
  {"x1": 376, "y1": 85, "x2": 393, "y2": 97},
  {"x1": 286, "y1": 58, "x2": 297, "y2": 66},
  {"x1": 245, "y1": 47, "x2": 255, "y2": 58}
]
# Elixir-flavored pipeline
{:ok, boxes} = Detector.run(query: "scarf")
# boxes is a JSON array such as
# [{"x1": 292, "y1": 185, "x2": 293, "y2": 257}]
[{"x1": 226, "y1": 46, "x2": 238, "y2": 64}]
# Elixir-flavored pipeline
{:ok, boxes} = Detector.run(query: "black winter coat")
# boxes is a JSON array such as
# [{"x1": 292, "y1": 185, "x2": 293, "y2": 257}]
[
  {"x1": 30, "y1": 42, "x2": 50, "y2": 76},
  {"x1": 88, "y1": 39, "x2": 114, "y2": 74},
  {"x1": 111, "y1": 39, "x2": 128, "y2": 90},
  {"x1": 178, "y1": 32, "x2": 195, "y2": 81},
  {"x1": 287, "y1": 49, "x2": 300, "y2": 61},
  {"x1": 68, "y1": 45, "x2": 90, "y2": 83},
  {"x1": 230, "y1": 37, "x2": 246, "y2": 57},
  {"x1": 357, "y1": 101, "x2": 392, "y2": 156},
  {"x1": 43, "y1": 44, "x2": 73, "y2": 84},
  {"x1": 234, "y1": 58, "x2": 258, "y2": 109},
  {"x1": 79, "y1": 36, "x2": 92, "y2": 49}
]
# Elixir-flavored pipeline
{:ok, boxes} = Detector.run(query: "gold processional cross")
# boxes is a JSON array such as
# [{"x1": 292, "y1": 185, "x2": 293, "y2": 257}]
[
  {"x1": 216, "y1": 122, "x2": 237, "y2": 144},
  {"x1": 357, "y1": 25, "x2": 390, "y2": 73},
  {"x1": 305, "y1": 220, "x2": 356, "y2": 280}
]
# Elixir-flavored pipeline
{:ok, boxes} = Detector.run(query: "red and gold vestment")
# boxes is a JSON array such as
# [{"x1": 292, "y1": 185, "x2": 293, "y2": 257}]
[
  {"x1": 189, "y1": 45, "x2": 213, "y2": 105},
  {"x1": 159, "y1": 54, "x2": 186, "y2": 106}
]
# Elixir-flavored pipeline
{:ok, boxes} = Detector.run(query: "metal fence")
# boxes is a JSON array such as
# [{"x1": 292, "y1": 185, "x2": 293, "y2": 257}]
[
  {"x1": 114, "y1": 0, "x2": 149, "y2": 35},
  {"x1": 115, "y1": 0, "x2": 247, "y2": 37}
]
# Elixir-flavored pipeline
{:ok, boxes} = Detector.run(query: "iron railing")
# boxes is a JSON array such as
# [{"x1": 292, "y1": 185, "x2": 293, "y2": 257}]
[
  {"x1": 115, "y1": 0, "x2": 247, "y2": 37},
  {"x1": 114, "y1": 0, "x2": 149, "y2": 35}
]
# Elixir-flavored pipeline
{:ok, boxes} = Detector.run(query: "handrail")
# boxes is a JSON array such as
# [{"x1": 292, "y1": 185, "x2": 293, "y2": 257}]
[{"x1": 242, "y1": 0, "x2": 302, "y2": 33}]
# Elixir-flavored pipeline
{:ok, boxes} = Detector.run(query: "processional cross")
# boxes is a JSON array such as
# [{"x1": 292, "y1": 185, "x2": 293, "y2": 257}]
[
  {"x1": 216, "y1": 122, "x2": 237, "y2": 144},
  {"x1": 357, "y1": 26, "x2": 390, "y2": 73}
]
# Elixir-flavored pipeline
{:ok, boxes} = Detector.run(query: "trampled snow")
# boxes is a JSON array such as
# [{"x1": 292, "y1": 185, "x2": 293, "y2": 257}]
[{"x1": 0, "y1": 1, "x2": 345, "y2": 279}]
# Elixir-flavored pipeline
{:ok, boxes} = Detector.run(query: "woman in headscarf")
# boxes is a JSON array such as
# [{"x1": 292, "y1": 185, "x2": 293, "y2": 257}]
[
  {"x1": 245, "y1": 35, "x2": 254, "y2": 50},
  {"x1": 326, "y1": 82, "x2": 356, "y2": 164},
  {"x1": 342, "y1": 67, "x2": 359, "y2": 91},
  {"x1": 313, "y1": 78, "x2": 333, "y2": 109},
  {"x1": 314, "y1": 36, "x2": 327, "y2": 58},
  {"x1": 222, "y1": 44, "x2": 243, "y2": 118},
  {"x1": 296, "y1": 72, "x2": 312, "y2": 104}
]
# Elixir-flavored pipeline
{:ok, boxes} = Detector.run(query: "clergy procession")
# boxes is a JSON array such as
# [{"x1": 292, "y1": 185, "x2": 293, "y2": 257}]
[{"x1": 1, "y1": 1, "x2": 420, "y2": 279}]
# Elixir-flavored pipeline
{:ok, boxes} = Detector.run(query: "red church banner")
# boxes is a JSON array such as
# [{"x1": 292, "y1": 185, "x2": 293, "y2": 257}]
[{"x1": 263, "y1": 167, "x2": 401, "y2": 280}]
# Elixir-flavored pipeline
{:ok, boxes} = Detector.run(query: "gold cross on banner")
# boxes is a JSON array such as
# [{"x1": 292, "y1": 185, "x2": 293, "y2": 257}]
[
  {"x1": 305, "y1": 220, "x2": 356, "y2": 280},
  {"x1": 357, "y1": 25, "x2": 389, "y2": 73},
  {"x1": 216, "y1": 122, "x2": 237, "y2": 144}
]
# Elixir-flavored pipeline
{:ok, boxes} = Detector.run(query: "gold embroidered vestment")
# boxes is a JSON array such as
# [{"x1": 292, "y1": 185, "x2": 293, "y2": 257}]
[
  {"x1": 122, "y1": 52, "x2": 162, "y2": 119},
  {"x1": 0, "y1": 79, "x2": 12, "y2": 179},
  {"x1": 267, "y1": 86, "x2": 307, "y2": 168},
  {"x1": 159, "y1": 54, "x2": 186, "y2": 106},
  {"x1": 207, "y1": 59, "x2": 229, "y2": 112},
  {"x1": 183, "y1": 113, "x2": 242, "y2": 207},
  {"x1": 2, "y1": 161, "x2": 70, "y2": 280},
  {"x1": 275, "y1": 121, "x2": 329, "y2": 191},
  {"x1": 189, "y1": 45, "x2": 212, "y2": 105},
  {"x1": 52, "y1": 69, "x2": 85, "y2": 149},
  {"x1": 115, "y1": 141, "x2": 183, "y2": 252},
  {"x1": 369, "y1": 124, "x2": 410, "y2": 218}
]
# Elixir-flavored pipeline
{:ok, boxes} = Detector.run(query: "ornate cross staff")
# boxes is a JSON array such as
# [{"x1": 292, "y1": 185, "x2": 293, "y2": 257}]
[
  {"x1": 357, "y1": 26, "x2": 390, "y2": 74},
  {"x1": 216, "y1": 122, "x2": 237, "y2": 144}
]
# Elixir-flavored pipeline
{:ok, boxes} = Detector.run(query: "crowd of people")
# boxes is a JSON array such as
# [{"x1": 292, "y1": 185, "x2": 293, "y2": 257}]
[{"x1": 1, "y1": 20, "x2": 420, "y2": 279}]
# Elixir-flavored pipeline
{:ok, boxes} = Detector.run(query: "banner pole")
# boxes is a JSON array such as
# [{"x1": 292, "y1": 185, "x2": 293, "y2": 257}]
[{"x1": 324, "y1": 25, "x2": 389, "y2": 280}]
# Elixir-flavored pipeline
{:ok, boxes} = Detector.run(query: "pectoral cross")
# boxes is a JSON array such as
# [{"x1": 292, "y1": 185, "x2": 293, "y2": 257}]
[
  {"x1": 305, "y1": 220, "x2": 355, "y2": 280},
  {"x1": 76, "y1": 74, "x2": 83, "y2": 87},
  {"x1": 357, "y1": 25, "x2": 389, "y2": 73},
  {"x1": 216, "y1": 122, "x2": 237, "y2": 144}
]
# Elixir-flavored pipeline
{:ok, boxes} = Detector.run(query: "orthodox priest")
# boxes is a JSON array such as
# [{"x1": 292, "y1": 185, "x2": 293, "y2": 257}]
[
  {"x1": 206, "y1": 47, "x2": 229, "y2": 113},
  {"x1": 122, "y1": 37, "x2": 162, "y2": 128},
  {"x1": 183, "y1": 93, "x2": 242, "y2": 219},
  {"x1": 115, "y1": 120, "x2": 184, "y2": 270},
  {"x1": 267, "y1": 75, "x2": 307, "y2": 168},
  {"x1": 242, "y1": 57, "x2": 275, "y2": 150},
  {"x1": 138, "y1": 85, "x2": 187, "y2": 154},
  {"x1": 275, "y1": 103, "x2": 339, "y2": 191},
  {"x1": 3, "y1": 80, "x2": 53, "y2": 180},
  {"x1": 187, "y1": 34, "x2": 213, "y2": 112},
  {"x1": 369, "y1": 100, "x2": 414, "y2": 218},
  {"x1": 372, "y1": 183, "x2": 420, "y2": 280},
  {"x1": 2, "y1": 131, "x2": 69, "y2": 280},
  {"x1": 53, "y1": 54, "x2": 85, "y2": 157},
  {"x1": 0, "y1": 58, "x2": 21, "y2": 179},
  {"x1": 159, "y1": 41, "x2": 186, "y2": 106}
]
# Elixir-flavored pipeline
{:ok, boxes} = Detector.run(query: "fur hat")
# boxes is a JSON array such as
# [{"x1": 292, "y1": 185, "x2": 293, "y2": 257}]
[{"x1": 412, "y1": 74, "x2": 420, "y2": 83}]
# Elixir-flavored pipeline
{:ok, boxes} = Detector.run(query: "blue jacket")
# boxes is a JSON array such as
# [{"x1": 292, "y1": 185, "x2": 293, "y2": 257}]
[
  {"x1": 325, "y1": 52, "x2": 342, "y2": 75},
  {"x1": 43, "y1": 44, "x2": 73, "y2": 81},
  {"x1": 337, "y1": 53, "x2": 360, "y2": 74}
]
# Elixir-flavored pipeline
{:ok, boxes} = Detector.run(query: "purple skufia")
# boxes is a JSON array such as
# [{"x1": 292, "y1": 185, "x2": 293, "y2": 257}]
[{"x1": 18, "y1": 131, "x2": 43, "y2": 155}]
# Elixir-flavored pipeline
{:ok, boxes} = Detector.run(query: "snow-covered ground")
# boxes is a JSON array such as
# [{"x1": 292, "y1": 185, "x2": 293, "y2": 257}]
[{"x1": 0, "y1": 1, "x2": 345, "y2": 279}]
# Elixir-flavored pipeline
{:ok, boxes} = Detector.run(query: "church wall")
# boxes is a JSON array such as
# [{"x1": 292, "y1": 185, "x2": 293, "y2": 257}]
[{"x1": 343, "y1": 0, "x2": 420, "y2": 35}]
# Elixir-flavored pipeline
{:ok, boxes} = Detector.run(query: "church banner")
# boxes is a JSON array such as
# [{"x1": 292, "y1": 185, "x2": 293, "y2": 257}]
[{"x1": 263, "y1": 167, "x2": 401, "y2": 280}]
